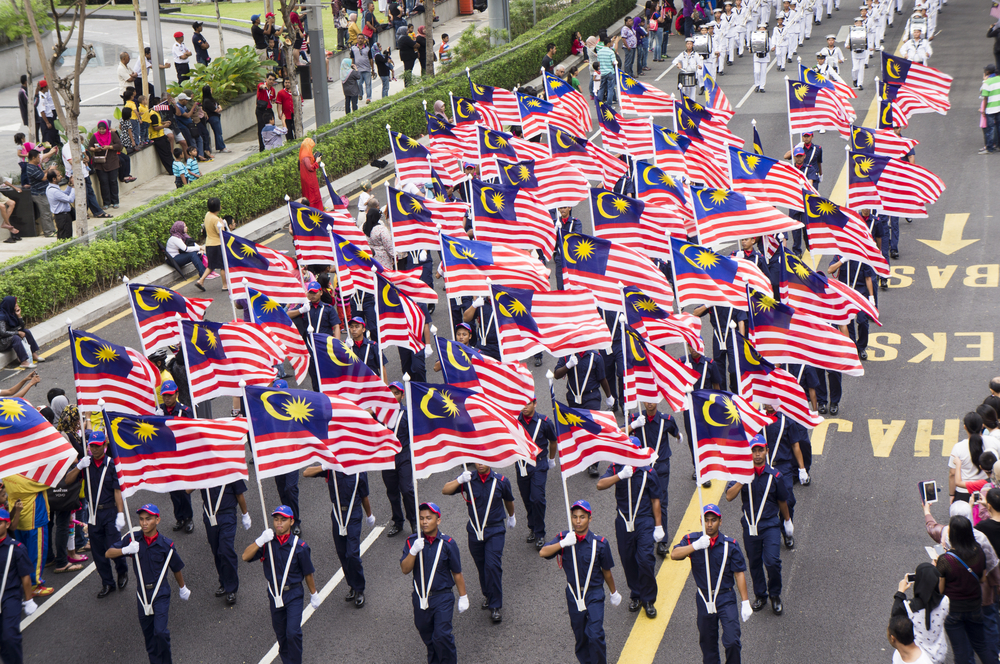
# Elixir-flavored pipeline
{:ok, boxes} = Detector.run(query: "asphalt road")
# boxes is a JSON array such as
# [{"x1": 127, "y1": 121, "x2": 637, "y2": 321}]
[{"x1": 12, "y1": 1, "x2": 989, "y2": 662}]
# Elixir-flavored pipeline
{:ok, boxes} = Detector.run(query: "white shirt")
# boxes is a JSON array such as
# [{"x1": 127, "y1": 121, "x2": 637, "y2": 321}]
[
  {"x1": 172, "y1": 41, "x2": 191, "y2": 65},
  {"x1": 892, "y1": 648, "x2": 934, "y2": 664},
  {"x1": 166, "y1": 235, "x2": 200, "y2": 257},
  {"x1": 61, "y1": 142, "x2": 90, "y2": 178},
  {"x1": 116, "y1": 62, "x2": 136, "y2": 96},
  {"x1": 820, "y1": 45, "x2": 845, "y2": 65},
  {"x1": 900, "y1": 39, "x2": 932, "y2": 64},
  {"x1": 39, "y1": 90, "x2": 55, "y2": 117},
  {"x1": 901, "y1": 595, "x2": 949, "y2": 664},
  {"x1": 949, "y1": 438, "x2": 1000, "y2": 481},
  {"x1": 672, "y1": 51, "x2": 704, "y2": 73}
]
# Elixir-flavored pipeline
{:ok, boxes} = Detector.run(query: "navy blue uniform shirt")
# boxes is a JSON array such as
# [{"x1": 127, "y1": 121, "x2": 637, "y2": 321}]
[
  {"x1": 0, "y1": 535, "x2": 31, "y2": 598},
  {"x1": 601, "y1": 463, "x2": 661, "y2": 521},
  {"x1": 543, "y1": 530, "x2": 615, "y2": 591},
  {"x1": 459, "y1": 470, "x2": 514, "y2": 538},
  {"x1": 323, "y1": 470, "x2": 369, "y2": 520},
  {"x1": 516, "y1": 412, "x2": 557, "y2": 470},
  {"x1": 86, "y1": 456, "x2": 120, "y2": 508},
  {"x1": 675, "y1": 531, "x2": 747, "y2": 592},
  {"x1": 401, "y1": 532, "x2": 462, "y2": 593},
  {"x1": 112, "y1": 532, "x2": 185, "y2": 601},
  {"x1": 729, "y1": 464, "x2": 789, "y2": 530},
  {"x1": 555, "y1": 351, "x2": 607, "y2": 398},
  {"x1": 250, "y1": 534, "x2": 315, "y2": 595},
  {"x1": 764, "y1": 413, "x2": 807, "y2": 468},
  {"x1": 199, "y1": 480, "x2": 247, "y2": 514},
  {"x1": 629, "y1": 411, "x2": 679, "y2": 462}
]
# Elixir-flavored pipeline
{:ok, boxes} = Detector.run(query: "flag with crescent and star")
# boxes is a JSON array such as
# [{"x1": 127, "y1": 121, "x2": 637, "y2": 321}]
[
  {"x1": 491, "y1": 284, "x2": 612, "y2": 361},
  {"x1": 846, "y1": 150, "x2": 944, "y2": 218},
  {"x1": 439, "y1": 233, "x2": 551, "y2": 297},
  {"x1": 800, "y1": 194, "x2": 889, "y2": 277},
  {"x1": 881, "y1": 52, "x2": 952, "y2": 103},
  {"x1": 700, "y1": 65, "x2": 735, "y2": 122},
  {"x1": 622, "y1": 285, "x2": 704, "y2": 353},
  {"x1": 127, "y1": 283, "x2": 211, "y2": 355},
  {"x1": 476, "y1": 125, "x2": 519, "y2": 179},
  {"x1": 798, "y1": 62, "x2": 857, "y2": 103},
  {"x1": 470, "y1": 179, "x2": 556, "y2": 260},
  {"x1": 312, "y1": 332, "x2": 399, "y2": 425},
  {"x1": 669, "y1": 237, "x2": 774, "y2": 310},
  {"x1": 553, "y1": 400, "x2": 653, "y2": 478},
  {"x1": 878, "y1": 77, "x2": 947, "y2": 119},
  {"x1": 616, "y1": 69, "x2": 675, "y2": 117},
  {"x1": 428, "y1": 146, "x2": 469, "y2": 187},
  {"x1": 651, "y1": 123, "x2": 688, "y2": 176},
  {"x1": 467, "y1": 78, "x2": 521, "y2": 125},
  {"x1": 776, "y1": 246, "x2": 881, "y2": 326},
  {"x1": 246, "y1": 287, "x2": 309, "y2": 385},
  {"x1": 406, "y1": 382, "x2": 540, "y2": 479},
  {"x1": 547, "y1": 125, "x2": 628, "y2": 190},
  {"x1": 691, "y1": 186, "x2": 801, "y2": 248},
  {"x1": 752, "y1": 125, "x2": 763, "y2": 155},
  {"x1": 434, "y1": 335, "x2": 535, "y2": 412},
  {"x1": 389, "y1": 129, "x2": 434, "y2": 184},
  {"x1": 332, "y1": 231, "x2": 438, "y2": 302},
  {"x1": 746, "y1": 288, "x2": 864, "y2": 376},
  {"x1": 70, "y1": 328, "x2": 161, "y2": 414},
  {"x1": 877, "y1": 97, "x2": 902, "y2": 129},
  {"x1": 675, "y1": 98, "x2": 743, "y2": 152},
  {"x1": 386, "y1": 185, "x2": 466, "y2": 253},
  {"x1": 181, "y1": 320, "x2": 285, "y2": 406},
  {"x1": 842, "y1": 124, "x2": 919, "y2": 160},
  {"x1": 728, "y1": 147, "x2": 816, "y2": 212},
  {"x1": 287, "y1": 200, "x2": 369, "y2": 265},
  {"x1": 589, "y1": 187, "x2": 685, "y2": 259},
  {"x1": 496, "y1": 158, "x2": 589, "y2": 210},
  {"x1": 542, "y1": 71, "x2": 593, "y2": 132},
  {"x1": 689, "y1": 389, "x2": 772, "y2": 482},
  {"x1": 245, "y1": 384, "x2": 400, "y2": 478},
  {"x1": 515, "y1": 90, "x2": 582, "y2": 139},
  {"x1": 732, "y1": 332, "x2": 824, "y2": 429},
  {"x1": 785, "y1": 79, "x2": 853, "y2": 134},
  {"x1": 451, "y1": 94, "x2": 503, "y2": 130},
  {"x1": 222, "y1": 231, "x2": 306, "y2": 304},
  {"x1": 596, "y1": 101, "x2": 654, "y2": 158},
  {"x1": 426, "y1": 111, "x2": 474, "y2": 159},
  {"x1": 374, "y1": 272, "x2": 426, "y2": 353},
  {"x1": 621, "y1": 324, "x2": 700, "y2": 413},
  {"x1": 103, "y1": 410, "x2": 249, "y2": 496},
  {"x1": 0, "y1": 397, "x2": 79, "y2": 488},
  {"x1": 561, "y1": 232, "x2": 675, "y2": 312},
  {"x1": 634, "y1": 160, "x2": 692, "y2": 226},
  {"x1": 321, "y1": 168, "x2": 350, "y2": 213}
]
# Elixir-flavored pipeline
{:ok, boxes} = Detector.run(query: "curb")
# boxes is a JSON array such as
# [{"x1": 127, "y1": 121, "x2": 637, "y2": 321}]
[{"x1": 87, "y1": 9, "x2": 253, "y2": 36}]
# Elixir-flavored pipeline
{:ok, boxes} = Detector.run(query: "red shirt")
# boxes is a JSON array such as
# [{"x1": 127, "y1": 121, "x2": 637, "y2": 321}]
[
  {"x1": 276, "y1": 89, "x2": 294, "y2": 118},
  {"x1": 256, "y1": 82, "x2": 276, "y2": 107}
]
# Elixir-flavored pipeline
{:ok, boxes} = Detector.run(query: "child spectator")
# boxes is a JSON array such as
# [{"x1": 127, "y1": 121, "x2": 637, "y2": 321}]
[
  {"x1": 172, "y1": 147, "x2": 188, "y2": 188},
  {"x1": 260, "y1": 111, "x2": 287, "y2": 149},
  {"x1": 136, "y1": 94, "x2": 151, "y2": 145},
  {"x1": 186, "y1": 146, "x2": 202, "y2": 182},
  {"x1": 438, "y1": 33, "x2": 452, "y2": 66},
  {"x1": 568, "y1": 65, "x2": 582, "y2": 93},
  {"x1": 591, "y1": 61, "x2": 602, "y2": 99},
  {"x1": 119, "y1": 107, "x2": 138, "y2": 153}
]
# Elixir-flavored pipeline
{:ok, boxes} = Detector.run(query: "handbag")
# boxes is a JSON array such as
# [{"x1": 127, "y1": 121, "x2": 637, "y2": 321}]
[
  {"x1": 48, "y1": 471, "x2": 84, "y2": 513},
  {"x1": 363, "y1": 23, "x2": 375, "y2": 38},
  {"x1": 92, "y1": 148, "x2": 107, "y2": 164}
]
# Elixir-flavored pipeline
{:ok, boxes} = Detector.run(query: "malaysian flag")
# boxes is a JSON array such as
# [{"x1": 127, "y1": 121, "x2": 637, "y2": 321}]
[
  {"x1": 374, "y1": 272, "x2": 426, "y2": 353},
  {"x1": 878, "y1": 96, "x2": 907, "y2": 129},
  {"x1": 407, "y1": 382, "x2": 540, "y2": 479},
  {"x1": 776, "y1": 247, "x2": 881, "y2": 326},
  {"x1": 786, "y1": 80, "x2": 852, "y2": 133},
  {"x1": 543, "y1": 71, "x2": 592, "y2": 132},
  {"x1": 333, "y1": 231, "x2": 382, "y2": 296},
  {"x1": 676, "y1": 100, "x2": 743, "y2": 151},
  {"x1": 452, "y1": 95, "x2": 502, "y2": 130},
  {"x1": 389, "y1": 129, "x2": 434, "y2": 184},
  {"x1": 127, "y1": 283, "x2": 210, "y2": 355},
  {"x1": 223, "y1": 231, "x2": 306, "y2": 304},
  {"x1": 553, "y1": 400, "x2": 653, "y2": 478},
  {"x1": 621, "y1": 324, "x2": 700, "y2": 412},
  {"x1": 691, "y1": 187, "x2": 801, "y2": 248},
  {"x1": 652, "y1": 123, "x2": 688, "y2": 175},
  {"x1": 799, "y1": 62, "x2": 857, "y2": 102},
  {"x1": 562, "y1": 232, "x2": 675, "y2": 311},
  {"x1": 801, "y1": 195, "x2": 889, "y2": 277},
  {"x1": 440, "y1": 233, "x2": 551, "y2": 296},
  {"x1": 596, "y1": 101, "x2": 654, "y2": 158},
  {"x1": 752, "y1": 125, "x2": 763, "y2": 155},
  {"x1": 386, "y1": 186, "x2": 467, "y2": 252},
  {"x1": 511, "y1": 134, "x2": 552, "y2": 161},
  {"x1": 246, "y1": 287, "x2": 309, "y2": 384},
  {"x1": 670, "y1": 237, "x2": 773, "y2": 310},
  {"x1": 733, "y1": 332, "x2": 823, "y2": 429},
  {"x1": 104, "y1": 411, "x2": 248, "y2": 495},
  {"x1": 689, "y1": 389, "x2": 760, "y2": 482},
  {"x1": 623, "y1": 285, "x2": 704, "y2": 353},
  {"x1": 427, "y1": 111, "x2": 474, "y2": 159},
  {"x1": 287, "y1": 201, "x2": 338, "y2": 265},
  {"x1": 589, "y1": 187, "x2": 685, "y2": 259},
  {"x1": 468, "y1": 79, "x2": 521, "y2": 125},
  {"x1": 701, "y1": 67, "x2": 735, "y2": 122},
  {"x1": 312, "y1": 332, "x2": 399, "y2": 425},
  {"x1": 728, "y1": 147, "x2": 815, "y2": 212},
  {"x1": 497, "y1": 158, "x2": 589, "y2": 210},
  {"x1": 470, "y1": 178, "x2": 556, "y2": 260},
  {"x1": 634, "y1": 160, "x2": 691, "y2": 220},
  {"x1": 429, "y1": 148, "x2": 468, "y2": 187},
  {"x1": 548, "y1": 125, "x2": 628, "y2": 189},
  {"x1": 617, "y1": 70, "x2": 675, "y2": 117},
  {"x1": 845, "y1": 124, "x2": 920, "y2": 160},
  {"x1": 847, "y1": 150, "x2": 944, "y2": 218},
  {"x1": 246, "y1": 384, "x2": 400, "y2": 477},
  {"x1": 516, "y1": 90, "x2": 581, "y2": 138},
  {"x1": 435, "y1": 336, "x2": 535, "y2": 412},
  {"x1": 880, "y1": 79, "x2": 948, "y2": 118},
  {"x1": 492, "y1": 284, "x2": 612, "y2": 360},
  {"x1": 383, "y1": 267, "x2": 440, "y2": 304},
  {"x1": 747, "y1": 288, "x2": 863, "y2": 376},
  {"x1": 181, "y1": 320, "x2": 285, "y2": 405},
  {"x1": 70, "y1": 328, "x2": 160, "y2": 414},
  {"x1": 477, "y1": 125, "x2": 520, "y2": 179},
  {"x1": 659, "y1": 127, "x2": 731, "y2": 189},
  {"x1": 0, "y1": 398, "x2": 78, "y2": 487},
  {"x1": 882, "y1": 52, "x2": 952, "y2": 103}
]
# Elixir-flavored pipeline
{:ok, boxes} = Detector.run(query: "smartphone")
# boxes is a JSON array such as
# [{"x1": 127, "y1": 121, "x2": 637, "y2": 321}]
[
  {"x1": 973, "y1": 491, "x2": 982, "y2": 503},
  {"x1": 921, "y1": 480, "x2": 938, "y2": 504},
  {"x1": 906, "y1": 572, "x2": 916, "y2": 582}
]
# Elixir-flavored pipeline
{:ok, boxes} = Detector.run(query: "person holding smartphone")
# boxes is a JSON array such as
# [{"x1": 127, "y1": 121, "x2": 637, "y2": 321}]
[{"x1": 891, "y1": 564, "x2": 948, "y2": 664}]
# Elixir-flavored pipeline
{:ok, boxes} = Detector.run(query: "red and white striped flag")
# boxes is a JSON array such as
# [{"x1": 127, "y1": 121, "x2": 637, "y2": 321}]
[
  {"x1": 553, "y1": 402, "x2": 654, "y2": 478},
  {"x1": 512, "y1": 135, "x2": 552, "y2": 161},
  {"x1": 435, "y1": 336, "x2": 536, "y2": 412},
  {"x1": 375, "y1": 273, "x2": 426, "y2": 353},
  {"x1": 386, "y1": 185, "x2": 467, "y2": 252},
  {"x1": 543, "y1": 71, "x2": 593, "y2": 132},
  {"x1": 801, "y1": 195, "x2": 890, "y2": 278},
  {"x1": 497, "y1": 158, "x2": 590, "y2": 210},
  {"x1": 390, "y1": 129, "x2": 434, "y2": 184},
  {"x1": 246, "y1": 287, "x2": 310, "y2": 385},
  {"x1": 492, "y1": 285, "x2": 613, "y2": 361},
  {"x1": 589, "y1": 187, "x2": 686, "y2": 260},
  {"x1": 728, "y1": 147, "x2": 816, "y2": 212},
  {"x1": 733, "y1": 332, "x2": 823, "y2": 429},
  {"x1": 287, "y1": 202, "x2": 369, "y2": 265},
  {"x1": 846, "y1": 150, "x2": 944, "y2": 218},
  {"x1": 429, "y1": 148, "x2": 468, "y2": 186},
  {"x1": 786, "y1": 80, "x2": 852, "y2": 134},
  {"x1": 440, "y1": 233, "x2": 551, "y2": 297},
  {"x1": 597, "y1": 102, "x2": 655, "y2": 158},
  {"x1": 470, "y1": 180, "x2": 556, "y2": 260},
  {"x1": 562, "y1": 232, "x2": 675, "y2": 311},
  {"x1": 70, "y1": 328, "x2": 160, "y2": 414},
  {"x1": 0, "y1": 398, "x2": 78, "y2": 488},
  {"x1": 548, "y1": 125, "x2": 629, "y2": 190},
  {"x1": 841, "y1": 125, "x2": 920, "y2": 160},
  {"x1": 689, "y1": 389, "x2": 771, "y2": 483},
  {"x1": 622, "y1": 285, "x2": 705, "y2": 353},
  {"x1": 182, "y1": 320, "x2": 285, "y2": 405},
  {"x1": 383, "y1": 267, "x2": 439, "y2": 304},
  {"x1": 468, "y1": 80, "x2": 522, "y2": 125},
  {"x1": 618, "y1": 70, "x2": 676, "y2": 117},
  {"x1": 622, "y1": 325, "x2": 700, "y2": 413},
  {"x1": 692, "y1": 187, "x2": 802, "y2": 248},
  {"x1": 777, "y1": 247, "x2": 881, "y2": 327},
  {"x1": 127, "y1": 283, "x2": 210, "y2": 355},
  {"x1": 882, "y1": 52, "x2": 952, "y2": 102},
  {"x1": 223, "y1": 231, "x2": 306, "y2": 304},
  {"x1": 312, "y1": 332, "x2": 400, "y2": 426}
]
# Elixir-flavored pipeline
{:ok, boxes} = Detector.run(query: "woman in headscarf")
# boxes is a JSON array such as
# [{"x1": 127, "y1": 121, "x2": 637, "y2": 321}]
[
  {"x1": 893, "y1": 563, "x2": 948, "y2": 663},
  {"x1": 0, "y1": 296, "x2": 42, "y2": 368},
  {"x1": 414, "y1": 25, "x2": 428, "y2": 76},
  {"x1": 362, "y1": 197, "x2": 397, "y2": 267},
  {"x1": 87, "y1": 119, "x2": 123, "y2": 209},
  {"x1": 433, "y1": 100, "x2": 449, "y2": 122},
  {"x1": 633, "y1": 16, "x2": 649, "y2": 74},
  {"x1": 165, "y1": 220, "x2": 208, "y2": 290},
  {"x1": 298, "y1": 137, "x2": 323, "y2": 209},
  {"x1": 397, "y1": 25, "x2": 417, "y2": 81},
  {"x1": 348, "y1": 12, "x2": 362, "y2": 46}
]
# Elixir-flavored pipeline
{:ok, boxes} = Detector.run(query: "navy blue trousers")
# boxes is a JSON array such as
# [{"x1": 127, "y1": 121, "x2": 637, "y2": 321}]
[
  {"x1": 516, "y1": 467, "x2": 547, "y2": 539},
  {"x1": 616, "y1": 516, "x2": 657, "y2": 603},
  {"x1": 774, "y1": 463, "x2": 797, "y2": 521},
  {"x1": 137, "y1": 595, "x2": 172, "y2": 664},
  {"x1": 332, "y1": 514, "x2": 365, "y2": 593},
  {"x1": 91, "y1": 509, "x2": 128, "y2": 587},
  {"x1": 169, "y1": 490, "x2": 192, "y2": 522},
  {"x1": 468, "y1": 531, "x2": 504, "y2": 608},
  {"x1": 696, "y1": 589, "x2": 742, "y2": 664},
  {"x1": 382, "y1": 463, "x2": 416, "y2": 531},
  {"x1": 412, "y1": 591, "x2": 456, "y2": 664},
  {"x1": 744, "y1": 525, "x2": 782, "y2": 600},
  {"x1": 270, "y1": 591, "x2": 304, "y2": 664},
  {"x1": 653, "y1": 459, "x2": 670, "y2": 535},
  {"x1": 204, "y1": 510, "x2": 239, "y2": 593},
  {"x1": 1, "y1": 594, "x2": 22, "y2": 664},
  {"x1": 274, "y1": 472, "x2": 300, "y2": 524},
  {"x1": 567, "y1": 587, "x2": 606, "y2": 664},
  {"x1": 815, "y1": 369, "x2": 842, "y2": 406}
]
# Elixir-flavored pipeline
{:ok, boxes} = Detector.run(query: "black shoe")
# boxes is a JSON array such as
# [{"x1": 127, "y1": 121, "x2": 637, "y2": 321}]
[
  {"x1": 692, "y1": 470, "x2": 698, "y2": 481},
  {"x1": 3, "y1": 238, "x2": 15, "y2": 244},
  {"x1": 215, "y1": 586, "x2": 226, "y2": 597},
  {"x1": 172, "y1": 520, "x2": 185, "y2": 531},
  {"x1": 771, "y1": 596, "x2": 783, "y2": 615},
  {"x1": 226, "y1": 592, "x2": 237, "y2": 605},
  {"x1": 292, "y1": 524, "x2": 302, "y2": 536},
  {"x1": 751, "y1": 596, "x2": 767, "y2": 611},
  {"x1": 906, "y1": 218, "x2": 912, "y2": 223},
  {"x1": 184, "y1": 520, "x2": 195, "y2": 534},
  {"x1": 718, "y1": 70, "x2": 724, "y2": 76},
  {"x1": 830, "y1": 403, "x2": 839, "y2": 416},
  {"x1": 117, "y1": 574, "x2": 128, "y2": 590},
  {"x1": 534, "y1": 356, "x2": 542, "y2": 367},
  {"x1": 628, "y1": 598, "x2": 642, "y2": 612},
  {"x1": 535, "y1": 538, "x2": 544, "y2": 551},
  {"x1": 701, "y1": 479, "x2": 711, "y2": 488},
  {"x1": 656, "y1": 542, "x2": 669, "y2": 557},
  {"x1": 386, "y1": 523, "x2": 402, "y2": 537},
  {"x1": 97, "y1": 585, "x2": 115, "y2": 598},
  {"x1": 759, "y1": 88, "x2": 765, "y2": 93},
  {"x1": 644, "y1": 602, "x2": 657, "y2": 618},
  {"x1": 346, "y1": 588, "x2": 357, "y2": 601},
  {"x1": 526, "y1": 533, "x2": 536, "y2": 543},
  {"x1": 890, "y1": 250, "x2": 898, "y2": 259},
  {"x1": 482, "y1": 598, "x2": 490, "y2": 610},
  {"x1": 784, "y1": 533, "x2": 796, "y2": 549},
  {"x1": 355, "y1": 592, "x2": 365, "y2": 608},
  {"x1": 587, "y1": 463, "x2": 600, "y2": 478},
  {"x1": 827, "y1": 13, "x2": 832, "y2": 17},
  {"x1": 864, "y1": 63, "x2": 869, "y2": 69},
  {"x1": 818, "y1": 403, "x2": 827, "y2": 414},
  {"x1": 491, "y1": 608, "x2": 502, "y2": 623},
  {"x1": 853, "y1": 80, "x2": 857, "y2": 87},
  {"x1": 880, "y1": 278, "x2": 888, "y2": 291},
  {"x1": 859, "y1": 349, "x2": 868, "y2": 360},
  {"x1": 427, "y1": 304, "x2": 435, "y2": 315}
]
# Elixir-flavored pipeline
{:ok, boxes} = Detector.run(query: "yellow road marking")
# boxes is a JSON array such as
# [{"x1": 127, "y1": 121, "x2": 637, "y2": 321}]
[{"x1": 261, "y1": 232, "x2": 285, "y2": 245}]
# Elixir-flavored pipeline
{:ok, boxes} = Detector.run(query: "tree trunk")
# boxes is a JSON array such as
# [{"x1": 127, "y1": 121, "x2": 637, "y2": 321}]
[
  {"x1": 284, "y1": 43, "x2": 304, "y2": 138},
  {"x1": 65, "y1": 128, "x2": 89, "y2": 238},
  {"x1": 423, "y1": 3, "x2": 434, "y2": 78},
  {"x1": 21, "y1": 36, "x2": 35, "y2": 138},
  {"x1": 214, "y1": 0, "x2": 225, "y2": 53}
]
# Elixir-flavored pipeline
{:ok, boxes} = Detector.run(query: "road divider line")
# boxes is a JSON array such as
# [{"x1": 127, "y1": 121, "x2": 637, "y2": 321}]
[
  {"x1": 736, "y1": 59, "x2": 779, "y2": 109},
  {"x1": 655, "y1": 63, "x2": 676, "y2": 81},
  {"x1": 21, "y1": 563, "x2": 95, "y2": 630}
]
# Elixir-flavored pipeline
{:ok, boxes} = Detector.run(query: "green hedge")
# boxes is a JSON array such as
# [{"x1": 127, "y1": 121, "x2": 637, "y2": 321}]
[{"x1": 2, "y1": 0, "x2": 636, "y2": 323}]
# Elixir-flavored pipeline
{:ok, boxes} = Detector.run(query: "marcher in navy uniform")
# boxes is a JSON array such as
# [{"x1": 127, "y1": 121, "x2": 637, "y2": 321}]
[
  {"x1": 627, "y1": 402, "x2": 680, "y2": 555},
  {"x1": 107, "y1": 504, "x2": 189, "y2": 664},
  {"x1": 159, "y1": 381, "x2": 196, "y2": 535},
  {"x1": 243, "y1": 506, "x2": 320, "y2": 664},
  {"x1": 761, "y1": 405, "x2": 810, "y2": 549},
  {"x1": 401, "y1": 503, "x2": 469, "y2": 664},
  {"x1": 0, "y1": 507, "x2": 37, "y2": 664},
  {"x1": 599, "y1": 309, "x2": 624, "y2": 411},
  {"x1": 691, "y1": 304, "x2": 746, "y2": 393},
  {"x1": 346, "y1": 316, "x2": 382, "y2": 376},
  {"x1": 554, "y1": 350, "x2": 615, "y2": 477},
  {"x1": 516, "y1": 399, "x2": 558, "y2": 550},
  {"x1": 539, "y1": 500, "x2": 622, "y2": 664},
  {"x1": 290, "y1": 280, "x2": 342, "y2": 391},
  {"x1": 724, "y1": 435, "x2": 793, "y2": 617},
  {"x1": 270, "y1": 380, "x2": 303, "y2": 536},
  {"x1": 671, "y1": 504, "x2": 752, "y2": 664},
  {"x1": 463, "y1": 297, "x2": 501, "y2": 360},
  {"x1": 197, "y1": 479, "x2": 251, "y2": 605},
  {"x1": 442, "y1": 464, "x2": 515, "y2": 623},
  {"x1": 828, "y1": 253, "x2": 875, "y2": 362},
  {"x1": 304, "y1": 466, "x2": 374, "y2": 608},
  {"x1": 384, "y1": 381, "x2": 417, "y2": 537},
  {"x1": 597, "y1": 444, "x2": 666, "y2": 618},
  {"x1": 684, "y1": 344, "x2": 722, "y2": 487}
]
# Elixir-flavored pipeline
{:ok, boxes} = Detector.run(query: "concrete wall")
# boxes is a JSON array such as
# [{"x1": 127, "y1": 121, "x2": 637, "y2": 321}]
[{"x1": 0, "y1": 32, "x2": 56, "y2": 91}]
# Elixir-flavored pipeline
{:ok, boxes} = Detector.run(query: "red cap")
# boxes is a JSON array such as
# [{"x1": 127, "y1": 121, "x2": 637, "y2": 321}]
[
  {"x1": 38, "y1": 80, "x2": 47, "y2": 88},
  {"x1": 173, "y1": 31, "x2": 184, "y2": 39}
]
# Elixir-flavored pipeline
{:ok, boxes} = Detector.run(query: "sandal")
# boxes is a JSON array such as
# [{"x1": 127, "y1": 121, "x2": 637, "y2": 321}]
[
  {"x1": 123, "y1": 176, "x2": 137, "y2": 182},
  {"x1": 34, "y1": 356, "x2": 46, "y2": 363},
  {"x1": 54, "y1": 563, "x2": 83, "y2": 573},
  {"x1": 96, "y1": 213, "x2": 112, "y2": 218},
  {"x1": 68, "y1": 554, "x2": 89, "y2": 563},
  {"x1": 33, "y1": 585, "x2": 55, "y2": 597}
]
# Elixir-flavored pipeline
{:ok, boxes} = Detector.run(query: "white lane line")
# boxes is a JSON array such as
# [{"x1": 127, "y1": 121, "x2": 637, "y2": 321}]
[
  {"x1": 21, "y1": 563, "x2": 96, "y2": 630},
  {"x1": 81, "y1": 87, "x2": 121, "y2": 104},
  {"x1": 257, "y1": 525, "x2": 384, "y2": 664},
  {"x1": 655, "y1": 63, "x2": 676, "y2": 81},
  {"x1": 735, "y1": 59, "x2": 779, "y2": 108}
]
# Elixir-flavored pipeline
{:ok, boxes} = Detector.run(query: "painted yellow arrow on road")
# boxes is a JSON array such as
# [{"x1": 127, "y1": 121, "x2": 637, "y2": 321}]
[{"x1": 916, "y1": 213, "x2": 978, "y2": 256}]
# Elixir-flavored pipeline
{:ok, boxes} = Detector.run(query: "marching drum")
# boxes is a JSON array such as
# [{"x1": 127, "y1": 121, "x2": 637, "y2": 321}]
[
  {"x1": 693, "y1": 34, "x2": 711, "y2": 55},
  {"x1": 848, "y1": 25, "x2": 867, "y2": 50},
  {"x1": 679, "y1": 71, "x2": 698, "y2": 88},
  {"x1": 750, "y1": 31, "x2": 768, "y2": 55},
  {"x1": 907, "y1": 15, "x2": 927, "y2": 38}
]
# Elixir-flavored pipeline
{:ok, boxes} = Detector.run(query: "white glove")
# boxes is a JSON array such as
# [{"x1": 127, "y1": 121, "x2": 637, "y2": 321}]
[
  {"x1": 506, "y1": 515, "x2": 516, "y2": 529},
  {"x1": 298, "y1": 303, "x2": 310, "y2": 315},
  {"x1": 76, "y1": 456, "x2": 91, "y2": 470},
  {"x1": 560, "y1": 532, "x2": 576, "y2": 549},
  {"x1": 617, "y1": 465, "x2": 634, "y2": 481},
  {"x1": 741, "y1": 599, "x2": 752, "y2": 622},
  {"x1": 564, "y1": 355, "x2": 579, "y2": 369},
  {"x1": 692, "y1": 534, "x2": 712, "y2": 551},
  {"x1": 653, "y1": 526, "x2": 665, "y2": 542},
  {"x1": 241, "y1": 512, "x2": 252, "y2": 530},
  {"x1": 783, "y1": 520, "x2": 794, "y2": 537},
  {"x1": 471, "y1": 296, "x2": 484, "y2": 308},
  {"x1": 424, "y1": 345, "x2": 434, "y2": 358},
  {"x1": 178, "y1": 585, "x2": 191, "y2": 601},
  {"x1": 122, "y1": 540, "x2": 140, "y2": 556},
  {"x1": 255, "y1": 528, "x2": 275, "y2": 547},
  {"x1": 605, "y1": 396, "x2": 615, "y2": 408},
  {"x1": 366, "y1": 514, "x2": 376, "y2": 527},
  {"x1": 609, "y1": 591, "x2": 622, "y2": 606},
  {"x1": 310, "y1": 592, "x2": 321, "y2": 608},
  {"x1": 418, "y1": 250, "x2": 428, "y2": 262},
  {"x1": 457, "y1": 594, "x2": 469, "y2": 612},
  {"x1": 115, "y1": 513, "x2": 126, "y2": 531},
  {"x1": 631, "y1": 414, "x2": 647, "y2": 429},
  {"x1": 798, "y1": 468, "x2": 809, "y2": 484},
  {"x1": 409, "y1": 536, "x2": 425, "y2": 556},
  {"x1": 868, "y1": 295, "x2": 875, "y2": 305},
  {"x1": 22, "y1": 599, "x2": 37, "y2": 616},
  {"x1": 456, "y1": 470, "x2": 472, "y2": 484}
]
